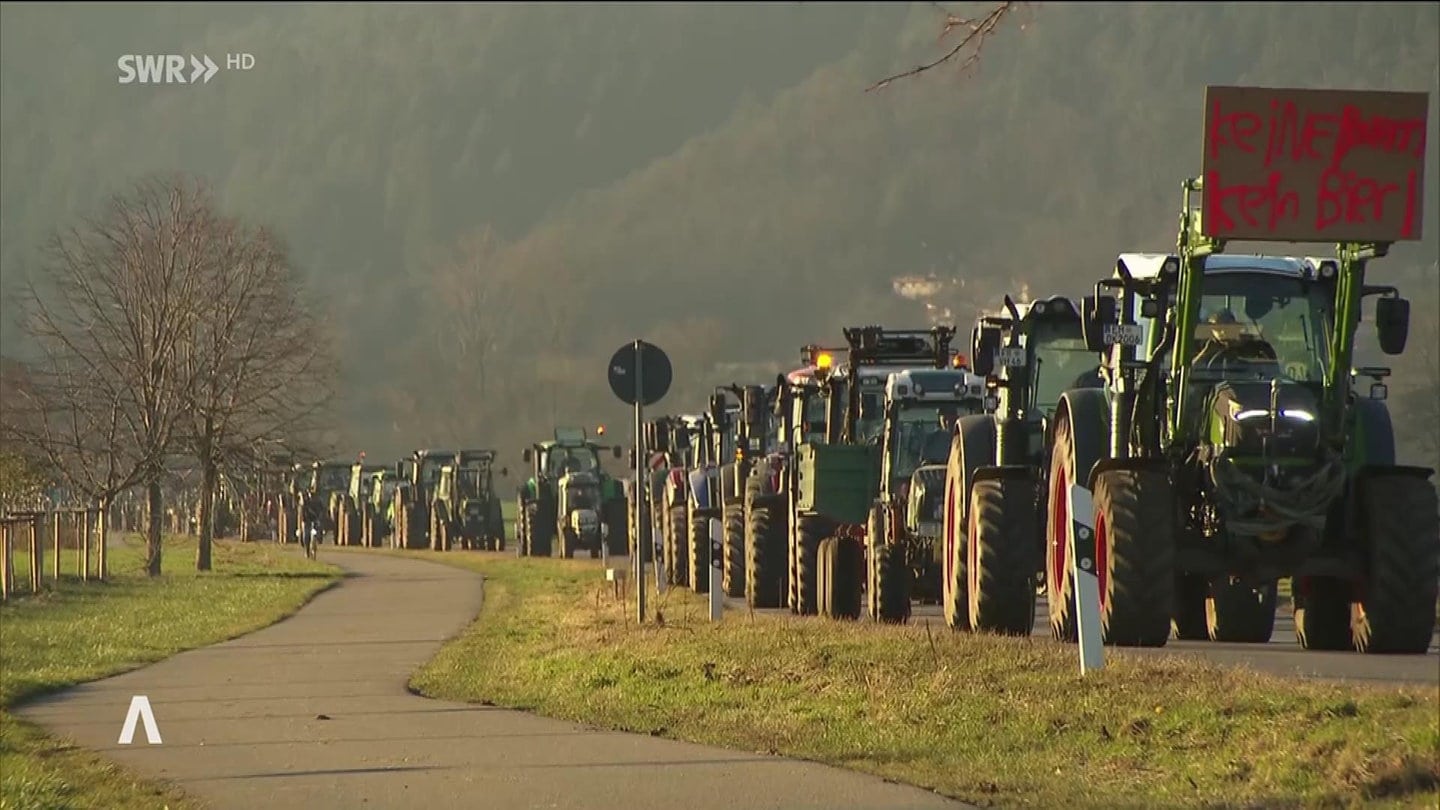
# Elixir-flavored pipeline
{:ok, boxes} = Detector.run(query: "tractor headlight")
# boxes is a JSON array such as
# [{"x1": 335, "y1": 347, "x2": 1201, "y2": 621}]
[
  {"x1": 1033, "y1": 301, "x2": 1048, "y2": 314},
  {"x1": 1280, "y1": 409, "x2": 1315, "y2": 422},
  {"x1": 913, "y1": 383, "x2": 925, "y2": 396},
  {"x1": 1318, "y1": 261, "x2": 1338, "y2": 279}
]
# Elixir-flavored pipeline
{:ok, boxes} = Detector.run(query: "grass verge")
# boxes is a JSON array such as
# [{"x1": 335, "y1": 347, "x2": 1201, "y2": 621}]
[
  {"x1": 401, "y1": 551, "x2": 1440, "y2": 810},
  {"x1": 1, "y1": 535, "x2": 340, "y2": 810}
]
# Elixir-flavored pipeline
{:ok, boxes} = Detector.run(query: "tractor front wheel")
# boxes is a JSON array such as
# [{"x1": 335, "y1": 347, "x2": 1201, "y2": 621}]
[
  {"x1": 1352, "y1": 474, "x2": 1440, "y2": 654},
  {"x1": 967, "y1": 476, "x2": 1038, "y2": 636},
  {"x1": 1206, "y1": 578, "x2": 1277, "y2": 643},
  {"x1": 819, "y1": 536, "x2": 862, "y2": 621},
  {"x1": 1093, "y1": 469, "x2": 1174, "y2": 647},
  {"x1": 722, "y1": 502, "x2": 746, "y2": 598}
]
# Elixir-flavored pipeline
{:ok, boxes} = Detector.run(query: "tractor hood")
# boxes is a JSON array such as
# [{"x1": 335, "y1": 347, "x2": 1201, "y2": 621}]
[{"x1": 1208, "y1": 380, "x2": 1322, "y2": 462}]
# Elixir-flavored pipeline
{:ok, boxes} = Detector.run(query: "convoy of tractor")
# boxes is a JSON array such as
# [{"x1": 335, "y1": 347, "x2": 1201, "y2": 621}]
[{"x1": 251, "y1": 85, "x2": 1435, "y2": 657}]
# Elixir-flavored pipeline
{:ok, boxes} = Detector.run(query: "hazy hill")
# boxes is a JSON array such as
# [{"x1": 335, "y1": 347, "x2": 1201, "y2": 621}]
[{"x1": 2, "y1": 2, "x2": 1436, "y2": 467}]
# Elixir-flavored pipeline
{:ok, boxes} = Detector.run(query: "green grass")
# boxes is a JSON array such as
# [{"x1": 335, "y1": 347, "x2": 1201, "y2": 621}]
[
  {"x1": 399, "y1": 551, "x2": 1440, "y2": 810},
  {"x1": 1, "y1": 535, "x2": 340, "y2": 810}
]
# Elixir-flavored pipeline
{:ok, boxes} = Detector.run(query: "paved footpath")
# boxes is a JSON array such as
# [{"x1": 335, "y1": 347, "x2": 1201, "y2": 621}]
[{"x1": 15, "y1": 549, "x2": 968, "y2": 810}]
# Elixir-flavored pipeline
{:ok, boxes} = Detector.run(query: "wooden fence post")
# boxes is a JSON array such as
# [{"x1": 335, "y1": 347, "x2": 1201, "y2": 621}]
[
  {"x1": 52, "y1": 509, "x2": 61, "y2": 581},
  {"x1": 1, "y1": 523, "x2": 13, "y2": 600},
  {"x1": 29, "y1": 517, "x2": 41, "y2": 594},
  {"x1": 80, "y1": 509, "x2": 90, "y2": 583}
]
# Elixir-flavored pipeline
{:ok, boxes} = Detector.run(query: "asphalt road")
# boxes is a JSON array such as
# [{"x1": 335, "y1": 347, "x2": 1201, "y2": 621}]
[
  {"x1": 15, "y1": 549, "x2": 969, "y2": 810},
  {"x1": 595, "y1": 553, "x2": 1440, "y2": 687}
]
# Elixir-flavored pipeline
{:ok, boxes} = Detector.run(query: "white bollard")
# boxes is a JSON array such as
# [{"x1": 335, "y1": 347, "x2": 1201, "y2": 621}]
[
  {"x1": 708, "y1": 516, "x2": 723, "y2": 621},
  {"x1": 1068, "y1": 484, "x2": 1104, "y2": 674}
]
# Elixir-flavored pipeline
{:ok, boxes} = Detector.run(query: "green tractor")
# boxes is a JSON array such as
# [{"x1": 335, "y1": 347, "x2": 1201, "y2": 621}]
[
  {"x1": 361, "y1": 467, "x2": 396, "y2": 548},
  {"x1": 336, "y1": 461, "x2": 388, "y2": 547},
  {"x1": 944, "y1": 295, "x2": 1101, "y2": 635},
  {"x1": 789, "y1": 326, "x2": 958, "y2": 620},
  {"x1": 435, "y1": 450, "x2": 509, "y2": 551},
  {"x1": 516, "y1": 428, "x2": 625, "y2": 558},
  {"x1": 390, "y1": 449, "x2": 457, "y2": 550},
  {"x1": 714, "y1": 384, "x2": 774, "y2": 598},
  {"x1": 1047, "y1": 177, "x2": 1436, "y2": 652}
]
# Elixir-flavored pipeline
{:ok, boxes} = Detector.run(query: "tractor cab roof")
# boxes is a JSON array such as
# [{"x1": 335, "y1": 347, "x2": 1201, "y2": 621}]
[
  {"x1": 412, "y1": 448, "x2": 459, "y2": 460},
  {"x1": 457, "y1": 449, "x2": 497, "y2": 465},
  {"x1": 1116, "y1": 252, "x2": 1334, "y2": 281}
]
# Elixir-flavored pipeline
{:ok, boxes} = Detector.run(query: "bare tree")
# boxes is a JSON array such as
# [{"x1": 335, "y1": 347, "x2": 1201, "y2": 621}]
[
  {"x1": 867, "y1": 2, "x2": 1029, "y2": 92},
  {"x1": 10, "y1": 175, "x2": 225, "y2": 575},
  {"x1": 182, "y1": 223, "x2": 337, "y2": 570}
]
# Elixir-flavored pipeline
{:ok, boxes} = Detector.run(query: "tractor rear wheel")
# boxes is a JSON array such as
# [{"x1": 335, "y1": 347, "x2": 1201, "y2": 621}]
[
  {"x1": 722, "y1": 502, "x2": 746, "y2": 598},
  {"x1": 1206, "y1": 578, "x2": 1277, "y2": 643},
  {"x1": 1294, "y1": 575, "x2": 1353, "y2": 650},
  {"x1": 1093, "y1": 468, "x2": 1174, "y2": 647},
  {"x1": 1353, "y1": 474, "x2": 1440, "y2": 654},
  {"x1": 745, "y1": 493, "x2": 787, "y2": 609},
  {"x1": 793, "y1": 514, "x2": 828, "y2": 616},
  {"x1": 819, "y1": 537, "x2": 862, "y2": 620},
  {"x1": 667, "y1": 505, "x2": 689, "y2": 587},
  {"x1": 688, "y1": 505, "x2": 709, "y2": 594},
  {"x1": 1045, "y1": 413, "x2": 1080, "y2": 642},
  {"x1": 967, "y1": 476, "x2": 1038, "y2": 636}
]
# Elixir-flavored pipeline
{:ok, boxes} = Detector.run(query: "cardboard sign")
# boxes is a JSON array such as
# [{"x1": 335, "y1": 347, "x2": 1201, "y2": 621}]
[{"x1": 1202, "y1": 86, "x2": 1429, "y2": 243}]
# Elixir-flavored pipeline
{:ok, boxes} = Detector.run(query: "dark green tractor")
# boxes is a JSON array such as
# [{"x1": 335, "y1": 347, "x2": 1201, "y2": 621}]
[
  {"x1": 1047, "y1": 177, "x2": 1436, "y2": 653},
  {"x1": 944, "y1": 294, "x2": 1101, "y2": 635},
  {"x1": 337, "y1": 461, "x2": 387, "y2": 547},
  {"x1": 390, "y1": 449, "x2": 457, "y2": 550},
  {"x1": 435, "y1": 450, "x2": 508, "y2": 551},
  {"x1": 516, "y1": 428, "x2": 625, "y2": 558},
  {"x1": 361, "y1": 467, "x2": 394, "y2": 548},
  {"x1": 789, "y1": 326, "x2": 957, "y2": 620},
  {"x1": 713, "y1": 384, "x2": 774, "y2": 598}
]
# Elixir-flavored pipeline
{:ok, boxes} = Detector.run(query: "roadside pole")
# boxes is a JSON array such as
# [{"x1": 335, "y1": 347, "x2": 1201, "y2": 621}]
[
  {"x1": 709, "y1": 513, "x2": 722, "y2": 621},
  {"x1": 633, "y1": 339, "x2": 646, "y2": 625},
  {"x1": 1069, "y1": 484, "x2": 1105, "y2": 674}
]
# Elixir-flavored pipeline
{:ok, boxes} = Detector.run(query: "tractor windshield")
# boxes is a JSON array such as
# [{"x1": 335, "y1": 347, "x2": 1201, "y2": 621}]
[
  {"x1": 890, "y1": 405, "x2": 954, "y2": 483},
  {"x1": 317, "y1": 466, "x2": 349, "y2": 491},
  {"x1": 1031, "y1": 324, "x2": 1097, "y2": 416},
  {"x1": 547, "y1": 447, "x2": 599, "y2": 478},
  {"x1": 456, "y1": 467, "x2": 484, "y2": 498},
  {"x1": 419, "y1": 458, "x2": 448, "y2": 488},
  {"x1": 803, "y1": 395, "x2": 827, "y2": 443},
  {"x1": 1193, "y1": 273, "x2": 1331, "y2": 383}
]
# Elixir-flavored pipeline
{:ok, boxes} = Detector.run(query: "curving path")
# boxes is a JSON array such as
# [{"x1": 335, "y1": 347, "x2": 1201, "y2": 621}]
[{"x1": 14, "y1": 549, "x2": 967, "y2": 810}]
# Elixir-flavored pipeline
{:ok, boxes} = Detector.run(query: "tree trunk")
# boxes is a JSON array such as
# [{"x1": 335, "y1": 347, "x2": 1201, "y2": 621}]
[
  {"x1": 146, "y1": 479, "x2": 163, "y2": 576},
  {"x1": 197, "y1": 454, "x2": 216, "y2": 571},
  {"x1": 98, "y1": 494, "x2": 111, "y2": 580}
]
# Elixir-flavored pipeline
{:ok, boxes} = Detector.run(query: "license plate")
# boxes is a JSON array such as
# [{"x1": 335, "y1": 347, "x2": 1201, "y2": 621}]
[{"x1": 1103, "y1": 324, "x2": 1143, "y2": 346}]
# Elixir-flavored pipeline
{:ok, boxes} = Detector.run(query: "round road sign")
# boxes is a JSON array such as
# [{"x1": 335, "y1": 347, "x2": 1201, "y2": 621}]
[{"x1": 608, "y1": 340, "x2": 672, "y2": 406}]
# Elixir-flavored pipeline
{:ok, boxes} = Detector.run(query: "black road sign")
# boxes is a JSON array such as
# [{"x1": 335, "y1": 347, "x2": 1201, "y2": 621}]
[{"x1": 608, "y1": 340, "x2": 672, "y2": 406}]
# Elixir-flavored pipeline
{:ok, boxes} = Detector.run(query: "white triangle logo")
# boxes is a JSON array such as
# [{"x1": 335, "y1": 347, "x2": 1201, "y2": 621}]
[{"x1": 118, "y1": 695, "x2": 163, "y2": 744}]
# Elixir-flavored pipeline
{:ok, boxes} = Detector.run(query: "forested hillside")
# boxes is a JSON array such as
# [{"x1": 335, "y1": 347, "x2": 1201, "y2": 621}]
[{"x1": 2, "y1": 2, "x2": 1436, "y2": 468}]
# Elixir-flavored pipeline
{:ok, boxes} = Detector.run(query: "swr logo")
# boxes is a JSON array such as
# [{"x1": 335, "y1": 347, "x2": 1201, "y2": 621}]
[{"x1": 117, "y1": 54, "x2": 219, "y2": 84}]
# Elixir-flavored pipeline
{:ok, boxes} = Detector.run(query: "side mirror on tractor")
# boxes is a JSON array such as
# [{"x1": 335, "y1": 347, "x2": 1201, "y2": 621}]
[
  {"x1": 972, "y1": 326, "x2": 1001, "y2": 377},
  {"x1": 612, "y1": 445, "x2": 623, "y2": 459},
  {"x1": 500, "y1": 467, "x2": 509, "y2": 477},
  {"x1": 522, "y1": 448, "x2": 532, "y2": 463},
  {"x1": 1081, "y1": 294, "x2": 1118, "y2": 354},
  {"x1": 1375, "y1": 296, "x2": 1410, "y2": 356}
]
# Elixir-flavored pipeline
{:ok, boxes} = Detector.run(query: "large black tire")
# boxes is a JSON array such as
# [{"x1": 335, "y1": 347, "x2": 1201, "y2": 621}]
[
  {"x1": 515, "y1": 497, "x2": 530, "y2": 555},
  {"x1": 1293, "y1": 576, "x2": 1353, "y2": 650},
  {"x1": 722, "y1": 503, "x2": 746, "y2": 598},
  {"x1": 746, "y1": 492, "x2": 788, "y2": 609},
  {"x1": 627, "y1": 493, "x2": 652, "y2": 562},
  {"x1": 819, "y1": 537, "x2": 863, "y2": 620},
  {"x1": 869, "y1": 541, "x2": 911, "y2": 624},
  {"x1": 792, "y1": 513, "x2": 828, "y2": 616},
  {"x1": 1092, "y1": 469, "x2": 1174, "y2": 647},
  {"x1": 967, "y1": 476, "x2": 1038, "y2": 636},
  {"x1": 1172, "y1": 574, "x2": 1209, "y2": 640},
  {"x1": 530, "y1": 504, "x2": 554, "y2": 558},
  {"x1": 667, "y1": 505, "x2": 689, "y2": 587},
  {"x1": 942, "y1": 417, "x2": 994, "y2": 630},
  {"x1": 1206, "y1": 578, "x2": 1277, "y2": 643},
  {"x1": 1045, "y1": 411, "x2": 1080, "y2": 641},
  {"x1": 559, "y1": 526, "x2": 577, "y2": 558},
  {"x1": 688, "y1": 504, "x2": 710, "y2": 594},
  {"x1": 603, "y1": 498, "x2": 627, "y2": 557},
  {"x1": 1045, "y1": 392, "x2": 1108, "y2": 642},
  {"x1": 1352, "y1": 474, "x2": 1440, "y2": 654}
]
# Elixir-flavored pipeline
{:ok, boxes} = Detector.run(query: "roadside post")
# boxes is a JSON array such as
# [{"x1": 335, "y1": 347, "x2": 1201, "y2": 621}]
[
  {"x1": 607, "y1": 339, "x2": 672, "y2": 624},
  {"x1": 1069, "y1": 484, "x2": 1105, "y2": 674}
]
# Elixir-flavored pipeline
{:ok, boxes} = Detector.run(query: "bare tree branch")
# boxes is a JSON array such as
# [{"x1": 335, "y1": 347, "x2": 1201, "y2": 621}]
[{"x1": 867, "y1": 2, "x2": 1027, "y2": 92}]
